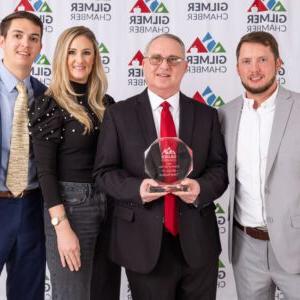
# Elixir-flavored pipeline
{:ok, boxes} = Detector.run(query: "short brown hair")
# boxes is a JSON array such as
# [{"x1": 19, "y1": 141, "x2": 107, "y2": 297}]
[
  {"x1": 0, "y1": 11, "x2": 43, "y2": 38},
  {"x1": 236, "y1": 31, "x2": 280, "y2": 60}
]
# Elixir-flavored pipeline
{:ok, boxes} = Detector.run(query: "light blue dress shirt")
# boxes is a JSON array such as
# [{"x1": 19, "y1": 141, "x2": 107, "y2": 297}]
[{"x1": 0, "y1": 60, "x2": 39, "y2": 191}]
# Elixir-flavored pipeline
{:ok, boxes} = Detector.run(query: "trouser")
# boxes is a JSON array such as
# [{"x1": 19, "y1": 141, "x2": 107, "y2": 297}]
[
  {"x1": 0, "y1": 190, "x2": 45, "y2": 300},
  {"x1": 232, "y1": 226, "x2": 300, "y2": 300},
  {"x1": 126, "y1": 231, "x2": 218, "y2": 300},
  {"x1": 90, "y1": 210, "x2": 121, "y2": 300}
]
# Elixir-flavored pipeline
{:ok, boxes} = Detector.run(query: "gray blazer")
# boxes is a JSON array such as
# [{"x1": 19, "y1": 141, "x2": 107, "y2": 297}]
[{"x1": 218, "y1": 86, "x2": 300, "y2": 274}]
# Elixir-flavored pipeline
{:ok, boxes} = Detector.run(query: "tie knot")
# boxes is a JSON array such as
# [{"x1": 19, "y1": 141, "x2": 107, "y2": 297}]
[
  {"x1": 161, "y1": 101, "x2": 170, "y2": 110},
  {"x1": 16, "y1": 82, "x2": 27, "y2": 94}
]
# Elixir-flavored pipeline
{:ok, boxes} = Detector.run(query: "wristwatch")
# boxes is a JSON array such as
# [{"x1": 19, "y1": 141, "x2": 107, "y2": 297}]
[{"x1": 51, "y1": 214, "x2": 67, "y2": 226}]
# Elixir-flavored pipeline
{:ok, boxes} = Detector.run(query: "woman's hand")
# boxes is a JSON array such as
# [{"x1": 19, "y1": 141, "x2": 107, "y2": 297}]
[
  {"x1": 55, "y1": 221, "x2": 81, "y2": 271},
  {"x1": 49, "y1": 204, "x2": 81, "y2": 271}
]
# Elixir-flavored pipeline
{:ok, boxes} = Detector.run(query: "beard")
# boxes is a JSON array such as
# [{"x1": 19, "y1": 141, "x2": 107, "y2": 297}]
[{"x1": 241, "y1": 74, "x2": 277, "y2": 95}]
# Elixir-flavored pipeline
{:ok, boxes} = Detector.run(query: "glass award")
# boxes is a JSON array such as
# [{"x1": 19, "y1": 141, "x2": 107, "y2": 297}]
[{"x1": 144, "y1": 137, "x2": 193, "y2": 193}]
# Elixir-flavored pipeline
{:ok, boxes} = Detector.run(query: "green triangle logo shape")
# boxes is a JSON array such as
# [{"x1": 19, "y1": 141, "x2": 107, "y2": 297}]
[
  {"x1": 215, "y1": 203, "x2": 225, "y2": 214},
  {"x1": 155, "y1": 3, "x2": 168, "y2": 13},
  {"x1": 212, "y1": 42, "x2": 226, "y2": 53},
  {"x1": 37, "y1": 54, "x2": 50, "y2": 65},
  {"x1": 213, "y1": 96, "x2": 225, "y2": 108},
  {"x1": 99, "y1": 43, "x2": 109, "y2": 54},
  {"x1": 39, "y1": 2, "x2": 52, "y2": 13},
  {"x1": 219, "y1": 259, "x2": 225, "y2": 268},
  {"x1": 272, "y1": 2, "x2": 286, "y2": 12}
]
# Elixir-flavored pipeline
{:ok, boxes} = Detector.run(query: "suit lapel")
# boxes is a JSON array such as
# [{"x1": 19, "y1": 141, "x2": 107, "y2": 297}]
[
  {"x1": 136, "y1": 89, "x2": 157, "y2": 148},
  {"x1": 30, "y1": 76, "x2": 46, "y2": 98},
  {"x1": 265, "y1": 86, "x2": 293, "y2": 180},
  {"x1": 227, "y1": 99, "x2": 243, "y2": 184},
  {"x1": 179, "y1": 93, "x2": 194, "y2": 146}
]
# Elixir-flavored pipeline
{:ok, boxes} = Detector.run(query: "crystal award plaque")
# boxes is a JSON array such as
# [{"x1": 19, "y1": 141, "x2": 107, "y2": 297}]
[{"x1": 144, "y1": 137, "x2": 193, "y2": 192}]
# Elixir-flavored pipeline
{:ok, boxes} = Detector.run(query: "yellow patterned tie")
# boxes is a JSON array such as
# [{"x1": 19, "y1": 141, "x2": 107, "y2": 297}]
[{"x1": 6, "y1": 82, "x2": 30, "y2": 197}]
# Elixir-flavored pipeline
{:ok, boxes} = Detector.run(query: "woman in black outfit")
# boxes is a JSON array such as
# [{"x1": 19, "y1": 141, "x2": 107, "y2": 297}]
[{"x1": 29, "y1": 26, "x2": 120, "y2": 300}]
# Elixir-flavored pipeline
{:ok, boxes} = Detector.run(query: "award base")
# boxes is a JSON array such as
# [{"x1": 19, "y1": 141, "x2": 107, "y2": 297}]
[{"x1": 148, "y1": 184, "x2": 188, "y2": 193}]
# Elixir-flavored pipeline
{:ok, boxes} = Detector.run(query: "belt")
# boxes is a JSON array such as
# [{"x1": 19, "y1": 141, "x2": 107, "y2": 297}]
[
  {"x1": 0, "y1": 188, "x2": 39, "y2": 198},
  {"x1": 234, "y1": 219, "x2": 269, "y2": 241}
]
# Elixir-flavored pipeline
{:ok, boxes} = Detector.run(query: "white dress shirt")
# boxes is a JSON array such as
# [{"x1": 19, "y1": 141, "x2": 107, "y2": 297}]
[
  {"x1": 235, "y1": 87, "x2": 278, "y2": 227},
  {"x1": 147, "y1": 89, "x2": 180, "y2": 137}
]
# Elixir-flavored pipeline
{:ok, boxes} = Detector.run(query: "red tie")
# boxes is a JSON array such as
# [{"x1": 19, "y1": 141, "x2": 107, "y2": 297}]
[{"x1": 160, "y1": 101, "x2": 178, "y2": 236}]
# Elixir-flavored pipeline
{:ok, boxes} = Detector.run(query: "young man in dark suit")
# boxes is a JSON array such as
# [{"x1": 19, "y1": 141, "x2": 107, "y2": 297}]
[
  {"x1": 94, "y1": 33, "x2": 228, "y2": 300},
  {"x1": 0, "y1": 11, "x2": 46, "y2": 300}
]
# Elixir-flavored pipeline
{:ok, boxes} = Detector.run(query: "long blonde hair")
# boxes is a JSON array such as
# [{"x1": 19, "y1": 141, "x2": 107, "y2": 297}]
[{"x1": 48, "y1": 26, "x2": 108, "y2": 133}]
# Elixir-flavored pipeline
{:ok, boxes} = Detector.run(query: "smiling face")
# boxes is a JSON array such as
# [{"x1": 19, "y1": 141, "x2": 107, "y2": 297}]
[
  {"x1": 142, "y1": 37, "x2": 188, "y2": 99},
  {"x1": 67, "y1": 35, "x2": 95, "y2": 84},
  {"x1": 237, "y1": 42, "x2": 282, "y2": 102},
  {"x1": 0, "y1": 18, "x2": 42, "y2": 79}
]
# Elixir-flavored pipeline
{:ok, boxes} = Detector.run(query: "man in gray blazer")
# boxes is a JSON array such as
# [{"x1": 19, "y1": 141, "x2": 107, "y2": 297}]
[{"x1": 219, "y1": 31, "x2": 300, "y2": 300}]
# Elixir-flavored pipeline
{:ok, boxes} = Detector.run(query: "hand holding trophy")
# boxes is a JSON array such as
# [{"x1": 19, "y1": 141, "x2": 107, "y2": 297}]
[{"x1": 144, "y1": 137, "x2": 193, "y2": 193}]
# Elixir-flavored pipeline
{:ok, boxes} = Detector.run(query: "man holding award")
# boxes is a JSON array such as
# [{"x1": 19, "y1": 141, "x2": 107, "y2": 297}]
[{"x1": 94, "y1": 33, "x2": 228, "y2": 300}]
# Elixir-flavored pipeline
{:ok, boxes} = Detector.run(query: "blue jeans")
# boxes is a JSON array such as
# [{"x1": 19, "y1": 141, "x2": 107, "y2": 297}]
[{"x1": 45, "y1": 182, "x2": 104, "y2": 300}]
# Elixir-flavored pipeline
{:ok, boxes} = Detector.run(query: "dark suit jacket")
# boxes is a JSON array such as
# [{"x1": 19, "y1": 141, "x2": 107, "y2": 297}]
[
  {"x1": 94, "y1": 89, "x2": 228, "y2": 273},
  {"x1": 0, "y1": 76, "x2": 46, "y2": 177},
  {"x1": 30, "y1": 76, "x2": 47, "y2": 97}
]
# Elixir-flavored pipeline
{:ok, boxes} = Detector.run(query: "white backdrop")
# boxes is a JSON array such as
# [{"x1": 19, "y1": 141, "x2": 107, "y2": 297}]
[{"x1": 1, "y1": 0, "x2": 298, "y2": 299}]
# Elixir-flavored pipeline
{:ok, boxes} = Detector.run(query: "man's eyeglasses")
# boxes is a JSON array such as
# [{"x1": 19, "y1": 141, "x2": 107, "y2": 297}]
[{"x1": 144, "y1": 55, "x2": 185, "y2": 66}]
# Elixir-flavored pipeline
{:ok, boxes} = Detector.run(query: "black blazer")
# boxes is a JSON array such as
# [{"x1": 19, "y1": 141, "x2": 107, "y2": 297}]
[{"x1": 94, "y1": 89, "x2": 228, "y2": 273}]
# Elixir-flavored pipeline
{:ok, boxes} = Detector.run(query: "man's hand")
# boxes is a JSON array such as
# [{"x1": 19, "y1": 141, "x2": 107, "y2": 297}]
[
  {"x1": 172, "y1": 178, "x2": 200, "y2": 204},
  {"x1": 140, "y1": 179, "x2": 167, "y2": 203}
]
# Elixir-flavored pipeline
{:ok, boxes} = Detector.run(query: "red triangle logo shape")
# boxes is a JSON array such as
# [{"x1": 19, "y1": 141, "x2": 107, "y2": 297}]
[
  {"x1": 187, "y1": 38, "x2": 207, "y2": 53},
  {"x1": 15, "y1": 0, "x2": 35, "y2": 11},
  {"x1": 248, "y1": 0, "x2": 268, "y2": 12},
  {"x1": 193, "y1": 91, "x2": 206, "y2": 104},
  {"x1": 130, "y1": 0, "x2": 151, "y2": 13},
  {"x1": 129, "y1": 50, "x2": 144, "y2": 66}
]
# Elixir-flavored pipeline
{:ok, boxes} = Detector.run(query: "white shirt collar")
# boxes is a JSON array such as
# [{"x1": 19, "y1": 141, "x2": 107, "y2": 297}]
[
  {"x1": 242, "y1": 85, "x2": 279, "y2": 111},
  {"x1": 147, "y1": 89, "x2": 180, "y2": 113}
]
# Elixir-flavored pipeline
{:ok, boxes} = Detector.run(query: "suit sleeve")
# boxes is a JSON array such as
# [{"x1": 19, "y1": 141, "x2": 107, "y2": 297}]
[
  {"x1": 94, "y1": 107, "x2": 143, "y2": 202},
  {"x1": 195, "y1": 109, "x2": 228, "y2": 208}
]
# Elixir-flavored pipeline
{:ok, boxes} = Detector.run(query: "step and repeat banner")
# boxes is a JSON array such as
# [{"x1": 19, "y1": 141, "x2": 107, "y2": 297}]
[{"x1": 1, "y1": 1, "x2": 299, "y2": 299}]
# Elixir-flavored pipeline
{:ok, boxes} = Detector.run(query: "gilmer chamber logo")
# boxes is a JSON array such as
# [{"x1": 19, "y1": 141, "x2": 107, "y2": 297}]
[
  {"x1": 128, "y1": 50, "x2": 146, "y2": 86},
  {"x1": 129, "y1": 0, "x2": 170, "y2": 34},
  {"x1": 45, "y1": 274, "x2": 52, "y2": 300},
  {"x1": 99, "y1": 42, "x2": 110, "y2": 74},
  {"x1": 193, "y1": 86, "x2": 225, "y2": 109},
  {"x1": 186, "y1": 1, "x2": 229, "y2": 21},
  {"x1": 31, "y1": 53, "x2": 51, "y2": 86},
  {"x1": 15, "y1": 0, "x2": 53, "y2": 33},
  {"x1": 278, "y1": 66, "x2": 286, "y2": 85},
  {"x1": 247, "y1": 0, "x2": 287, "y2": 32},
  {"x1": 215, "y1": 203, "x2": 226, "y2": 233},
  {"x1": 187, "y1": 33, "x2": 227, "y2": 74},
  {"x1": 218, "y1": 259, "x2": 227, "y2": 288},
  {"x1": 69, "y1": 0, "x2": 112, "y2": 22}
]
